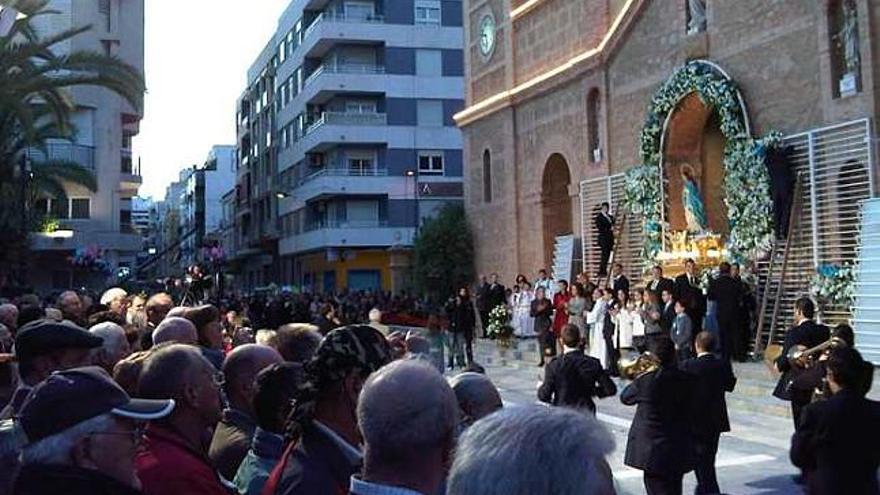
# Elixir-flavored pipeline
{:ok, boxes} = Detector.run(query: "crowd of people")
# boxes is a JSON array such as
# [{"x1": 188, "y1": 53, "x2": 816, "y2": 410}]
[{"x1": 0, "y1": 263, "x2": 876, "y2": 495}]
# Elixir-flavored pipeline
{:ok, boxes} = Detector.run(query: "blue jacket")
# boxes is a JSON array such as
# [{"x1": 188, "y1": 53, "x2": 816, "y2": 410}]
[{"x1": 233, "y1": 427, "x2": 285, "y2": 495}]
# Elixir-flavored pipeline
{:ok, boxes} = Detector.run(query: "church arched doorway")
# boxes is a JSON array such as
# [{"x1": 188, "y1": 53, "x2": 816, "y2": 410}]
[{"x1": 541, "y1": 153, "x2": 573, "y2": 269}]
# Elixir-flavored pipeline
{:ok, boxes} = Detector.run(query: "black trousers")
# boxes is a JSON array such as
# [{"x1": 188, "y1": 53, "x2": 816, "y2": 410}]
[
  {"x1": 791, "y1": 400, "x2": 807, "y2": 430},
  {"x1": 694, "y1": 434, "x2": 721, "y2": 494},
  {"x1": 644, "y1": 471, "x2": 683, "y2": 495},
  {"x1": 599, "y1": 241, "x2": 613, "y2": 276}
]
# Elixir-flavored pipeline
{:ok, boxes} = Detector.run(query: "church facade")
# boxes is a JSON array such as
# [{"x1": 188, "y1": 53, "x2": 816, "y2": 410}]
[{"x1": 456, "y1": 0, "x2": 879, "y2": 289}]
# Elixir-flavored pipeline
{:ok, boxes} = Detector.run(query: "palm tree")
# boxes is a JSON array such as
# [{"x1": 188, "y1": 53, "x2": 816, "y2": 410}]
[{"x1": 0, "y1": 0, "x2": 146, "y2": 286}]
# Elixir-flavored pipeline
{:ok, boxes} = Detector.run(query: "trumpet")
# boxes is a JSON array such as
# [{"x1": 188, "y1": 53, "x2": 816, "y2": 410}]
[
  {"x1": 618, "y1": 351, "x2": 661, "y2": 380},
  {"x1": 787, "y1": 337, "x2": 847, "y2": 369}
]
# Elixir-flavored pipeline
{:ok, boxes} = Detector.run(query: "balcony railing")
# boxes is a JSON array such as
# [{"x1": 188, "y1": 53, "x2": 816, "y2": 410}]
[
  {"x1": 303, "y1": 12, "x2": 385, "y2": 40},
  {"x1": 26, "y1": 143, "x2": 96, "y2": 171},
  {"x1": 299, "y1": 167, "x2": 388, "y2": 186},
  {"x1": 121, "y1": 156, "x2": 142, "y2": 176},
  {"x1": 304, "y1": 218, "x2": 388, "y2": 232},
  {"x1": 303, "y1": 63, "x2": 386, "y2": 88},
  {"x1": 304, "y1": 112, "x2": 387, "y2": 136}
]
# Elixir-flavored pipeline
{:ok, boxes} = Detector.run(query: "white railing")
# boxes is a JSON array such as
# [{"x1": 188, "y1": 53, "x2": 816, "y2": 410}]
[
  {"x1": 299, "y1": 167, "x2": 388, "y2": 185},
  {"x1": 303, "y1": 112, "x2": 387, "y2": 136},
  {"x1": 303, "y1": 63, "x2": 385, "y2": 89},
  {"x1": 303, "y1": 12, "x2": 385, "y2": 40},
  {"x1": 304, "y1": 219, "x2": 389, "y2": 232}
]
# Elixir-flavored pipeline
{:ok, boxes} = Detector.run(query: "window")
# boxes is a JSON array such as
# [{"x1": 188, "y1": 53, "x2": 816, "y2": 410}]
[
  {"x1": 345, "y1": 101, "x2": 377, "y2": 114},
  {"x1": 829, "y1": 0, "x2": 862, "y2": 97},
  {"x1": 415, "y1": 0, "x2": 441, "y2": 25},
  {"x1": 70, "y1": 198, "x2": 90, "y2": 219},
  {"x1": 279, "y1": 39, "x2": 287, "y2": 63},
  {"x1": 587, "y1": 88, "x2": 602, "y2": 162},
  {"x1": 415, "y1": 49, "x2": 442, "y2": 76},
  {"x1": 418, "y1": 151, "x2": 444, "y2": 175},
  {"x1": 482, "y1": 149, "x2": 492, "y2": 203},
  {"x1": 347, "y1": 151, "x2": 375, "y2": 174},
  {"x1": 344, "y1": 1, "x2": 375, "y2": 20},
  {"x1": 417, "y1": 100, "x2": 443, "y2": 126}
]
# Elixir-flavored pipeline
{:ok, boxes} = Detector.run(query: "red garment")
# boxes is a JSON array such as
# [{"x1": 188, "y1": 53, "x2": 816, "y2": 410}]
[
  {"x1": 136, "y1": 423, "x2": 231, "y2": 495},
  {"x1": 552, "y1": 293, "x2": 571, "y2": 335}
]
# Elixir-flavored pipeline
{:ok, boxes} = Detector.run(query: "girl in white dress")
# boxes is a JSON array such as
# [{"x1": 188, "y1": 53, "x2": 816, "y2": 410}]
[
  {"x1": 612, "y1": 289, "x2": 634, "y2": 350},
  {"x1": 630, "y1": 288, "x2": 647, "y2": 352},
  {"x1": 587, "y1": 287, "x2": 609, "y2": 368},
  {"x1": 513, "y1": 282, "x2": 535, "y2": 337}
]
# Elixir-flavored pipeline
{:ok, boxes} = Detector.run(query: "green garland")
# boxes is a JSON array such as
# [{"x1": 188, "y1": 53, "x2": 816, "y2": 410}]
[{"x1": 625, "y1": 61, "x2": 778, "y2": 268}]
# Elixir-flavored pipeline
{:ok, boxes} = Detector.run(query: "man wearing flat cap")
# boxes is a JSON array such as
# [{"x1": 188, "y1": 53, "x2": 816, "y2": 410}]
[
  {"x1": 0, "y1": 319, "x2": 103, "y2": 420},
  {"x1": 13, "y1": 366, "x2": 175, "y2": 494}
]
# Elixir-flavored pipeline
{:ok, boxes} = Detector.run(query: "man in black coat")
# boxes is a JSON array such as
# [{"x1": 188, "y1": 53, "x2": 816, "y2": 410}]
[
  {"x1": 766, "y1": 145, "x2": 795, "y2": 239},
  {"x1": 647, "y1": 265, "x2": 674, "y2": 301},
  {"x1": 790, "y1": 347, "x2": 880, "y2": 495},
  {"x1": 681, "y1": 332, "x2": 737, "y2": 495},
  {"x1": 611, "y1": 262, "x2": 630, "y2": 296},
  {"x1": 475, "y1": 275, "x2": 490, "y2": 336},
  {"x1": 538, "y1": 324, "x2": 617, "y2": 414},
  {"x1": 621, "y1": 337, "x2": 696, "y2": 495},
  {"x1": 706, "y1": 262, "x2": 745, "y2": 361},
  {"x1": 485, "y1": 273, "x2": 506, "y2": 314},
  {"x1": 595, "y1": 202, "x2": 615, "y2": 277},
  {"x1": 773, "y1": 297, "x2": 830, "y2": 428},
  {"x1": 660, "y1": 289, "x2": 676, "y2": 335},
  {"x1": 673, "y1": 259, "x2": 706, "y2": 334}
]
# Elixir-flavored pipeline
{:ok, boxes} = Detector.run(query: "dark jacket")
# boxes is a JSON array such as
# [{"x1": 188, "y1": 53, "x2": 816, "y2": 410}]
[
  {"x1": 647, "y1": 277, "x2": 674, "y2": 299},
  {"x1": 275, "y1": 424, "x2": 361, "y2": 495},
  {"x1": 612, "y1": 274, "x2": 630, "y2": 295},
  {"x1": 538, "y1": 351, "x2": 617, "y2": 413},
  {"x1": 673, "y1": 273, "x2": 706, "y2": 315},
  {"x1": 530, "y1": 298, "x2": 554, "y2": 334},
  {"x1": 209, "y1": 408, "x2": 257, "y2": 482},
  {"x1": 595, "y1": 213, "x2": 615, "y2": 247},
  {"x1": 706, "y1": 275, "x2": 742, "y2": 319},
  {"x1": 486, "y1": 284, "x2": 506, "y2": 311},
  {"x1": 660, "y1": 301, "x2": 676, "y2": 334},
  {"x1": 790, "y1": 390, "x2": 880, "y2": 495},
  {"x1": 312, "y1": 315, "x2": 336, "y2": 336},
  {"x1": 14, "y1": 463, "x2": 143, "y2": 495},
  {"x1": 680, "y1": 354, "x2": 737, "y2": 438},
  {"x1": 447, "y1": 298, "x2": 476, "y2": 336},
  {"x1": 621, "y1": 368, "x2": 697, "y2": 475},
  {"x1": 772, "y1": 320, "x2": 830, "y2": 401}
]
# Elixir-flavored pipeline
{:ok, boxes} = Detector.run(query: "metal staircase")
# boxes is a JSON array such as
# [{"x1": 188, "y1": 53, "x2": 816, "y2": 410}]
[{"x1": 852, "y1": 198, "x2": 880, "y2": 365}]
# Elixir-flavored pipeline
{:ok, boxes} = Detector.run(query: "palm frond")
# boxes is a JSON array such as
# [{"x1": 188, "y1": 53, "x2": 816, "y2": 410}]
[{"x1": 32, "y1": 159, "x2": 96, "y2": 191}]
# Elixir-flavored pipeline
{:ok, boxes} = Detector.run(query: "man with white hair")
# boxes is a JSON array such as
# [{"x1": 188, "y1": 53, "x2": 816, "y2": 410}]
[
  {"x1": 351, "y1": 359, "x2": 458, "y2": 495},
  {"x1": 446, "y1": 405, "x2": 616, "y2": 495},
  {"x1": 449, "y1": 371, "x2": 503, "y2": 430},
  {"x1": 0, "y1": 304, "x2": 18, "y2": 334},
  {"x1": 367, "y1": 307, "x2": 389, "y2": 336},
  {"x1": 151, "y1": 316, "x2": 198, "y2": 346},
  {"x1": 13, "y1": 366, "x2": 174, "y2": 494},
  {"x1": 100, "y1": 288, "x2": 129, "y2": 316},
  {"x1": 57, "y1": 291, "x2": 85, "y2": 326},
  {"x1": 89, "y1": 322, "x2": 131, "y2": 374}
]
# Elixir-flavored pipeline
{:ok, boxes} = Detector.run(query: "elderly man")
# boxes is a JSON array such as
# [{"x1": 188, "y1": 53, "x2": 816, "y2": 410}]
[
  {"x1": 57, "y1": 291, "x2": 85, "y2": 326},
  {"x1": 1, "y1": 320, "x2": 103, "y2": 419},
  {"x1": 135, "y1": 344, "x2": 227, "y2": 495},
  {"x1": 367, "y1": 308, "x2": 389, "y2": 336},
  {"x1": 0, "y1": 304, "x2": 18, "y2": 334},
  {"x1": 351, "y1": 359, "x2": 458, "y2": 495},
  {"x1": 101, "y1": 288, "x2": 129, "y2": 316},
  {"x1": 209, "y1": 344, "x2": 283, "y2": 481},
  {"x1": 449, "y1": 372, "x2": 503, "y2": 430},
  {"x1": 446, "y1": 406, "x2": 615, "y2": 495},
  {"x1": 141, "y1": 293, "x2": 173, "y2": 350},
  {"x1": 14, "y1": 366, "x2": 174, "y2": 494},
  {"x1": 270, "y1": 325, "x2": 392, "y2": 495},
  {"x1": 275, "y1": 323, "x2": 321, "y2": 364},
  {"x1": 89, "y1": 322, "x2": 132, "y2": 374},
  {"x1": 151, "y1": 317, "x2": 198, "y2": 346}
]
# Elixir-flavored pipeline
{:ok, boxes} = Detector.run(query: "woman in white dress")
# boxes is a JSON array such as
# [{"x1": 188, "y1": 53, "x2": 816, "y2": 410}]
[
  {"x1": 513, "y1": 282, "x2": 535, "y2": 337},
  {"x1": 630, "y1": 288, "x2": 647, "y2": 352},
  {"x1": 612, "y1": 289, "x2": 634, "y2": 351},
  {"x1": 587, "y1": 286, "x2": 609, "y2": 368}
]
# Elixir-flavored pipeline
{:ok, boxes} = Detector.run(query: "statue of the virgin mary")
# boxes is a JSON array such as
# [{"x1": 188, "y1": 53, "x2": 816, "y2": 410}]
[{"x1": 680, "y1": 163, "x2": 708, "y2": 233}]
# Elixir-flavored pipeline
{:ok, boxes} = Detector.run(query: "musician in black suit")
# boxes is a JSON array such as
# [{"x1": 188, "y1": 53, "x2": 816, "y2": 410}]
[
  {"x1": 790, "y1": 347, "x2": 880, "y2": 495},
  {"x1": 673, "y1": 259, "x2": 706, "y2": 334},
  {"x1": 595, "y1": 202, "x2": 615, "y2": 277},
  {"x1": 611, "y1": 262, "x2": 630, "y2": 295},
  {"x1": 772, "y1": 297, "x2": 830, "y2": 428},
  {"x1": 538, "y1": 324, "x2": 617, "y2": 414},
  {"x1": 681, "y1": 332, "x2": 737, "y2": 495},
  {"x1": 485, "y1": 273, "x2": 507, "y2": 314},
  {"x1": 621, "y1": 337, "x2": 696, "y2": 495},
  {"x1": 660, "y1": 289, "x2": 676, "y2": 335},
  {"x1": 706, "y1": 262, "x2": 745, "y2": 361},
  {"x1": 647, "y1": 265, "x2": 674, "y2": 300}
]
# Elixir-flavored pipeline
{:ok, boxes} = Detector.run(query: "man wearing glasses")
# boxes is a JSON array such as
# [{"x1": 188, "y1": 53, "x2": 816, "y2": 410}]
[{"x1": 13, "y1": 366, "x2": 175, "y2": 494}]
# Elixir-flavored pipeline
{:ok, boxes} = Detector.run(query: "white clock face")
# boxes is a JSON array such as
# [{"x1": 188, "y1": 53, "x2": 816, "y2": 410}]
[{"x1": 479, "y1": 14, "x2": 496, "y2": 58}]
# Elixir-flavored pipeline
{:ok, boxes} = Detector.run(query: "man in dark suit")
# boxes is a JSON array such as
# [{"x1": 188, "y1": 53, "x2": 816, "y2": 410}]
[
  {"x1": 790, "y1": 347, "x2": 880, "y2": 495},
  {"x1": 673, "y1": 259, "x2": 706, "y2": 334},
  {"x1": 485, "y1": 273, "x2": 506, "y2": 314},
  {"x1": 595, "y1": 202, "x2": 615, "y2": 277},
  {"x1": 773, "y1": 297, "x2": 830, "y2": 428},
  {"x1": 766, "y1": 145, "x2": 795, "y2": 239},
  {"x1": 475, "y1": 275, "x2": 490, "y2": 336},
  {"x1": 647, "y1": 265, "x2": 674, "y2": 300},
  {"x1": 660, "y1": 289, "x2": 676, "y2": 335},
  {"x1": 611, "y1": 262, "x2": 630, "y2": 296},
  {"x1": 538, "y1": 324, "x2": 617, "y2": 414},
  {"x1": 621, "y1": 337, "x2": 696, "y2": 495},
  {"x1": 706, "y1": 262, "x2": 745, "y2": 361},
  {"x1": 681, "y1": 332, "x2": 737, "y2": 495}
]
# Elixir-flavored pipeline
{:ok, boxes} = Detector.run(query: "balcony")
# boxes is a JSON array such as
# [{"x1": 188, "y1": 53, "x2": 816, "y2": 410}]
[
  {"x1": 279, "y1": 219, "x2": 414, "y2": 255},
  {"x1": 299, "y1": 13, "x2": 387, "y2": 59},
  {"x1": 27, "y1": 143, "x2": 96, "y2": 171},
  {"x1": 280, "y1": 168, "x2": 411, "y2": 211},
  {"x1": 293, "y1": 112, "x2": 387, "y2": 161},
  {"x1": 297, "y1": 64, "x2": 386, "y2": 105},
  {"x1": 120, "y1": 154, "x2": 143, "y2": 191}
]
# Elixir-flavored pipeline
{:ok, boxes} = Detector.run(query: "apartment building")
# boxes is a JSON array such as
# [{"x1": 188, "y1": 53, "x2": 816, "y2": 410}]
[
  {"x1": 27, "y1": 0, "x2": 145, "y2": 291},
  {"x1": 232, "y1": 0, "x2": 465, "y2": 293},
  {"x1": 179, "y1": 146, "x2": 236, "y2": 269}
]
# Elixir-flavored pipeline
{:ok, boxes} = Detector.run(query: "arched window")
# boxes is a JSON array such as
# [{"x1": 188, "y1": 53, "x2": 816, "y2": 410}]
[
  {"x1": 482, "y1": 149, "x2": 492, "y2": 203},
  {"x1": 587, "y1": 88, "x2": 601, "y2": 163},
  {"x1": 829, "y1": 0, "x2": 862, "y2": 97}
]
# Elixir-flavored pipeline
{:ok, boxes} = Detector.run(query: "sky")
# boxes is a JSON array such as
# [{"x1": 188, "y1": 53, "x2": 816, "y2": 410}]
[{"x1": 135, "y1": 0, "x2": 290, "y2": 200}]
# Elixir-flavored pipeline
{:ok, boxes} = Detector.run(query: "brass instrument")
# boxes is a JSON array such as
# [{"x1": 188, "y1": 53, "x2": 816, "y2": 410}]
[
  {"x1": 787, "y1": 337, "x2": 847, "y2": 369},
  {"x1": 618, "y1": 351, "x2": 661, "y2": 380}
]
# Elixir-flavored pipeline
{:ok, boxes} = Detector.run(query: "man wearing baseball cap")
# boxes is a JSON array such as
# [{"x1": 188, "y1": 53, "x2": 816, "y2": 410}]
[
  {"x1": 1, "y1": 319, "x2": 103, "y2": 420},
  {"x1": 13, "y1": 366, "x2": 174, "y2": 494}
]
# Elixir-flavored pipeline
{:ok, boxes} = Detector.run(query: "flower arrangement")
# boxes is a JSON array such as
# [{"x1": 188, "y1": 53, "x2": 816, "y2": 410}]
[
  {"x1": 625, "y1": 60, "x2": 778, "y2": 267},
  {"x1": 69, "y1": 245, "x2": 113, "y2": 276},
  {"x1": 486, "y1": 304, "x2": 514, "y2": 347},
  {"x1": 810, "y1": 263, "x2": 855, "y2": 307}
]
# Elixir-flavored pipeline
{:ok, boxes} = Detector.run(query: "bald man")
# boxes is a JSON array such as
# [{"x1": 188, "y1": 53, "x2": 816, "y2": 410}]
[
  {"x1": 141, "y1": 292, "x2": 174, "y2": 350},
  {"x1": 152, "y1": 317, "x2": 198, "y2": 346},
  {"x1": 209, "y1": 344, "x2": 283, "y2": 481},
  {"x1": 352, "y1": 359, "x2": 458, "y2": 495},
  {"x1": 449, "y1": 372, "x2": 503, "y2": 430}
]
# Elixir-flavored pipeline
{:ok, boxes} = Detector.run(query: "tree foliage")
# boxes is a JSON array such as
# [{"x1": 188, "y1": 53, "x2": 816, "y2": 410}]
[{"x1": 412, "y1": 204, "x2": 475, "y2": 300}]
